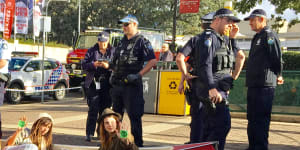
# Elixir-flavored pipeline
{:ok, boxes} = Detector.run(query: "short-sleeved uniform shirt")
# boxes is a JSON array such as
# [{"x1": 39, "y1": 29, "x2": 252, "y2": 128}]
[
  {"x1": 180, "y1": 28, "x2": 239, "y2": 98},
  {"x1": 111, "y1": 33, "x2": 156, "y2": 76}
]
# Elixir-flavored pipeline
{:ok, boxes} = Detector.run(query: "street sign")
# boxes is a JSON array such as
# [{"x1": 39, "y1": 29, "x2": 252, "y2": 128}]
[
  {"x1": 40, "y1": 16, "x2": 51, "y2": 32},
  {"x1": 179, "y1": 0, "x2": 200, "y2": 14}
]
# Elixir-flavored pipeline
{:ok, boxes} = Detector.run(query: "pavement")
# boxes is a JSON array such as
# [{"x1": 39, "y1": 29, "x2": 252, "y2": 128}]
[{"x1": 1, "y1": 92, "x2": 300, "y2": 150}]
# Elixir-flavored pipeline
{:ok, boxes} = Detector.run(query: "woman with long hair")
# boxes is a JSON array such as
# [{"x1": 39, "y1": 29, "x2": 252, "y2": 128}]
[
  {"x1": 98, "y1": 108, "x2": 138, "y2": 150},
  {"x1": 4, "y1": 113, "x2": 54, "y2": 150}
]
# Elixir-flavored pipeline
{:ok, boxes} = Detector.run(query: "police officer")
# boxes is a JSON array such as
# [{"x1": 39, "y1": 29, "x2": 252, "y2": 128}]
[
  {"x1": 99, "y1": 14, "x2": 157, "y2": 147},
  {"x1": 177, "y1": 12, "x2": 215, "y2": 144},
  {"x1": 82, "y1": 31, "x2": 114, "y2": 141},
  {"x1": 0, "y1": 38, "x2": 11, "y2": 139},
  {"x1": 244, "y1": 9, "x2": 283, "y2": 150},
  {"x1": 177, "y1": 8, "x2": 243, "y2": 150}
]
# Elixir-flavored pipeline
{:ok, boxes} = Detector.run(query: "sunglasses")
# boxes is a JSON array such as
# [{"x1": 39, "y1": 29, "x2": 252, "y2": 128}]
[{"x1": 123, "y1": 23, "x2": 130, "y2": 27}]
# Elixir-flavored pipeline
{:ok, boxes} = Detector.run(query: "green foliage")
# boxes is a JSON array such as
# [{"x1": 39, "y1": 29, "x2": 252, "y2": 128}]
[
  {"x1": 242, "y1": 51, "x2": 300, "y2": 71},
  {"x1": 229, "y1": 71, "x2": 300, "y2": 109},
  {"x1": 235, "y1": 0, "x2": 300, "y2": 29},
  {"x1": 47, "y1": 0, "x2": 226, "y2": 45},
  {"x1": 282, "y1": 51, "x2": 300, "y2": 70}
]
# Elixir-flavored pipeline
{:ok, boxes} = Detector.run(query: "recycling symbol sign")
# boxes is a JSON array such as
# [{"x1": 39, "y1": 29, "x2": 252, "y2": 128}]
[{"x1": 169, "y1": 81, "x2": 177, "y2": 89}]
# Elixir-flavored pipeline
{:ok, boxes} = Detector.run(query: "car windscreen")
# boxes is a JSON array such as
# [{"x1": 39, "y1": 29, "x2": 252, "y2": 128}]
[
  {"x1": 77, "y1": 35, "x2": 98, "y2": 49},
  {"x1": 9, "y1": 58, "x2": 28, "y2": 71}
]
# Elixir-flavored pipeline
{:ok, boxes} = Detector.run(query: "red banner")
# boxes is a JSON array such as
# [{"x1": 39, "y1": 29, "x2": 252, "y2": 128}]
[
  {"x1": 179, "y1": 0, "x2": 200, "y2": 14},
  {"x1": 3, "y1": 0, "x2": 15, "y2": 40}
]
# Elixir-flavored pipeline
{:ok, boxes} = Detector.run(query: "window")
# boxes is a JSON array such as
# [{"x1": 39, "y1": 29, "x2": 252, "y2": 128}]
[
  {"x1": 44, "y1": 61, "x2": 53, "y2": 70},
  {"x1": 50, "y1": 61, "x2": 59, "y2": 69},
  {"x1": 9, "y1": 59, "x2": 28, "y2": 71},
  {"x1": 25, "y1": 61, "x2": 40, "y2": 71}
]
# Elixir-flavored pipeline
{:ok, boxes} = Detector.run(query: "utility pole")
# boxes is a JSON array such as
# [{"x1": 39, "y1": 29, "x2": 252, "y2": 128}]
[
  {"x1": 78, "y1": 0, "x2": 81, "y2": 33},
  {"x1": 171, "y1": 0, "x2": 178, "y2": 52}
]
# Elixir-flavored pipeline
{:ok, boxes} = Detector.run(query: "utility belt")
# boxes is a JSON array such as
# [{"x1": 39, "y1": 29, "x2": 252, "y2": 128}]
[
  {"x1": 109, "y1": 74, "x2": 142, "y2": 86},
  {"x1": 109, "y1": 75, "x2": 127, "y2": 86},
  {"x1": 193, "y1": 73, "x2": 233, "y2": 92}
]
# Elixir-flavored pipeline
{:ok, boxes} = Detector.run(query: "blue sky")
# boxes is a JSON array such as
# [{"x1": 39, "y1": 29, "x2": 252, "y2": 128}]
[{"x1": 237, "y1": 0, "x2": 300, "y2": 22}]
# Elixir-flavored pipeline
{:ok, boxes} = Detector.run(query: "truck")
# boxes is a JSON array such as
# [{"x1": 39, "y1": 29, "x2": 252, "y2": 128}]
[{"x1": 66, "y1": 27, "x2": 165, "y2": 87}]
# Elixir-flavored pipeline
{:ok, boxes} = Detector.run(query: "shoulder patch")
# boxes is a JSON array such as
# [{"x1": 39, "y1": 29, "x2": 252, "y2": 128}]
[
  {"x1": 204, "y1": 38, "x2": 212, "y2": 47},
  {"x1": 144, "y1": 41, "x2": 153, "y2": 50},
  {"x1": 268, "y1": 37, "x2": 274, "y2": 45}
]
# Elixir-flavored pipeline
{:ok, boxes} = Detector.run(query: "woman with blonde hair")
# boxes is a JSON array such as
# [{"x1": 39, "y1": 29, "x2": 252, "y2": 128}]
[
  {"x1": 4, "y1": 113, "x2": 54, "y2": 150},
  {"x1": 98, "y1": 108, "x2": 138, "y2": 150}
]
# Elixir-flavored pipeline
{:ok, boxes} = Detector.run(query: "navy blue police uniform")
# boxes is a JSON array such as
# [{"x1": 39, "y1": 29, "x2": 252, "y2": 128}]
[
  {"x1": 244, "y1": 9, "x2": 283, "y2": 150},
  {"x1": 179, "y1": 12, "x2": 215, "y2": 144},
  {"x1": 109, "y1": 33, "x2": 155, "y2": 147},
  {"x1": 0, "y1": 38, "x2": 11, "y2": 139},
  {"x1": 82, "y1": 32, "x2": 114, "y2": 141},
  {"x1": 180, "y1": 8, "x2": 240, "y2": 150}
]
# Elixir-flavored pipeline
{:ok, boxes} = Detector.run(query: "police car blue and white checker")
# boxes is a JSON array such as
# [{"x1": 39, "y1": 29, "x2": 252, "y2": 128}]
[{"x1": 6, "y1": 57, "x2": 69, "y2": 104}]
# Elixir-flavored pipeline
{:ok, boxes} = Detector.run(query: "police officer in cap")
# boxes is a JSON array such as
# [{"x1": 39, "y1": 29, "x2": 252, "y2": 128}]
[
  {"x1": 99, "y1": 14, "x2": 157, "y2": 147},
  {"x1": 177, "y1": 11, "x2": 215, "y2": 144},
  {"x1": 0, "y1": 38, "x2": 11, "y2": 139},
  {"x1": 82, "y1": 31, "x2": 114, "y2": 141},
  {"x1": 177, "y1": 8, "x2": 244, "y2": 150},
  {"x1": 244, "y1": 9, "x2": 283, "y2": 150}
]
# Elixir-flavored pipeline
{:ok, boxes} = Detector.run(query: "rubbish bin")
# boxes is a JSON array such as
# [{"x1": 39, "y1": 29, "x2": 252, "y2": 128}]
[
  {"x1": 157, "y1": 70, "x2": 190, "y2": 115},
  {"x1": 143, "y1": 70, "x2": 159, "y2": 114}
]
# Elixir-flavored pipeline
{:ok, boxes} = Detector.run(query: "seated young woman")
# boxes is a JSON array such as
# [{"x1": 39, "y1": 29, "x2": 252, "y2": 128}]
[
  {"x1": 4, "y1": 113, "x2": 54, "y2": 150},
  {"x1": 98, "y1": 108, "x2": 138, "y2": 150}
]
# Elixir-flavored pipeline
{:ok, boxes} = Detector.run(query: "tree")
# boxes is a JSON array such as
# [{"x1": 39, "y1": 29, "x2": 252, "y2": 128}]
[
  {"x1": 47, "y1": 0, "x2": 226, "y2": 45},
  {"x1": 235, "y1": 0, "x2": 300, "y2": 28}
]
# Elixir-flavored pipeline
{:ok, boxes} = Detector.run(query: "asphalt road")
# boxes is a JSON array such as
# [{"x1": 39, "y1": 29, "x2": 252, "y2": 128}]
[{"x1": 1, "y1": 92, "x2": 300, "y2": 150}]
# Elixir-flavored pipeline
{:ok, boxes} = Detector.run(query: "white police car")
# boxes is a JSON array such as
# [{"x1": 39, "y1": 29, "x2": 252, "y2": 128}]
[{"x1": 6, "y1": 57, "x2": 69, "y2": 104}]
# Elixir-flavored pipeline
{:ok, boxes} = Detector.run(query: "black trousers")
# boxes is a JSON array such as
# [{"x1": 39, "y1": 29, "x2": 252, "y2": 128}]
[
  {"x1": 86, "y1": 81, "x2": 112, "y2": 136},
  {"x1": 110, "y1": 80, "x2": 144, "y2": 147},
  {"x1": 0, "y1": 81, "x2": 5, "y2": 139},
  {"x1": 247, "y1": 87, "x2": 275, "y2": 150}
]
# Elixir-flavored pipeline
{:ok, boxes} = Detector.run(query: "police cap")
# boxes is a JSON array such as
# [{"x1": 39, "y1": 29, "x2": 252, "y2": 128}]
[
  {"x1": 244, "y1": 9, "x2": 267, "y2": 21},
  {"x1": 214, "y1": 8, "x2": 240, "y2": 23},
  {"x1": 201, "y1": 12, "x2": 215, "y2": 23},
  {"x1": 98, "y1": 31, "x2": 109, "y2": 42},
  {"x1": 118, "y1": 14, "x2": 139, "y2": 25}
]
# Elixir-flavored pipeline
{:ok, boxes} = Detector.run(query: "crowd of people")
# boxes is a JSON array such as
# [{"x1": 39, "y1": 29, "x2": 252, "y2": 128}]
[{"x1": 0, "y1": 7, "x2": 284, "y2": 150}]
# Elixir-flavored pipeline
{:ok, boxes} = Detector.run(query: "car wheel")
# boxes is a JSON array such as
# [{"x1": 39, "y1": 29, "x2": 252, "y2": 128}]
[
  {"x1": 6, "y1": 83, "x2": 23, "y2": 104},
  {"x1": 53, "y1": 83, "x2": 66, "y2": 100}
]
